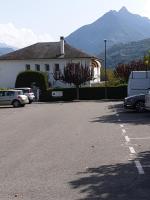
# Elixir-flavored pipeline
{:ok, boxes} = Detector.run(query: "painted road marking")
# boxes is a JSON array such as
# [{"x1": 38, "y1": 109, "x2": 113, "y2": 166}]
[
  {"x1": 134, "y1": 160, "x2": 145, "y2": 174},
  {"x1": 122, "y1": 129, "x2": 126, "y2": 134},
  {"x1": 129, "y1": 146, "x2": 136, "y2": 154},
  {"x1": 125, "y1": 135, "x2": 130, "y2": 142},
  {"x1": 130, "y1": 137, "x2": 150, "y2": 140},
  {"x1": 113, "y1": 105, "x2": 145, "y2": 176}
]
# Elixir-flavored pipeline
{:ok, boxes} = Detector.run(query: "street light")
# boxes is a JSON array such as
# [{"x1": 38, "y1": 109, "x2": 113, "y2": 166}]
[{"x1": 104, "y1": 39, "x2": 107, "y2": 99}]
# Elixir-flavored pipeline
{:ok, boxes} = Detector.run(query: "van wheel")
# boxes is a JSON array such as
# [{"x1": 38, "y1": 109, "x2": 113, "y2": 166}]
[
  {"x1": 135, "y1": 101, "x2": 145, "y2": 113},
  {"x1": 13, "y1": 100, "x2": 20, "y2": 108}
]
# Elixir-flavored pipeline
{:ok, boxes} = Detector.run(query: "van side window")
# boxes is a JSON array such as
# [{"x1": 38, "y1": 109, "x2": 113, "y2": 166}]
[
  {"x1": 0, "y1": 91, "x2": 6, "y2": 96},
  {"x1": 7, "y1": 91, "x2": 14, "y2": 96}
]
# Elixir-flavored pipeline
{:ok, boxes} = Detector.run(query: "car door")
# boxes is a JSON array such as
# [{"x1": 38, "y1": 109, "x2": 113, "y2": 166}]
[
  {"x1": 6, "y1": 91, "x2": 15, "y2": 105},
  {"x1": 0, "y1": 91, "x2": 7, "y2": 105},
  {"x1": 0, "y1": 91, "x2": 4, "y2": 105}
]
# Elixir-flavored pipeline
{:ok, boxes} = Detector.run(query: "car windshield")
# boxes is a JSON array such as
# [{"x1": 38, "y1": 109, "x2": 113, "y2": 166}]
[
  {"x1": 17, "y1": 91, "x2": 23, "y2": 95},
  {"x1": 22, "y1": 89, "x2": 32, "y2": 93}
]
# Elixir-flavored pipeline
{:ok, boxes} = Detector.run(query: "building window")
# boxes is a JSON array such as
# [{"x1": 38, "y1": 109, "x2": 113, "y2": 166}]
[
  {"x1": 45, "y1": 64, "x2": 50, "y2": 71},
  {"x1": 55, "y1": 64, "x2": 59, "y2": 71},
  {"x1": 54, "y1": 64, "x2": 61, "y2": 80},
  {"x1": 25, "y1": 64, "x2": 30, "y2": 70},
  {"x1": 35, "y1": 64, "x2": 40, "y2": 71}
]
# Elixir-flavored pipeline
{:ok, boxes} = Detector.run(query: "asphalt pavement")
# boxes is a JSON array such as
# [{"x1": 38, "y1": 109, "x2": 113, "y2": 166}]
[{"x1": 0, "y1": 101, "x2": 150, "y2": 200}]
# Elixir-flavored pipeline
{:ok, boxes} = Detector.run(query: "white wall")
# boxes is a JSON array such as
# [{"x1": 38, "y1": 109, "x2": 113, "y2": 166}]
[{"x1": 0, "y1": 58, "x2": 100, "y2": 88}]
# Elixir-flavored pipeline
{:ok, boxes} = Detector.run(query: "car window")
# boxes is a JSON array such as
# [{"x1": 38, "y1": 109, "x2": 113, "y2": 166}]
[
  {"x1": 0, "y1": 91, "x2": 6, "y2": 96},
  {"x1": 17, "y1": 91, "x2": 23, "y2": 95},
  {"x1": 0, "y1": 91, "x2": 3, "y2": 97},
  {"x1": 6, "y1": 91, "x2": 15, "y2": 96},
  {"x1": 23, "y1": 89, "x2": 30, "y2": 93}
]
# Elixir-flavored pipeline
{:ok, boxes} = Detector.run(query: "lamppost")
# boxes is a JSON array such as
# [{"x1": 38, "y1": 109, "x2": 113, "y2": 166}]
[{"x1": 104, "y1": 39, "x2": 107, "y2": 99}]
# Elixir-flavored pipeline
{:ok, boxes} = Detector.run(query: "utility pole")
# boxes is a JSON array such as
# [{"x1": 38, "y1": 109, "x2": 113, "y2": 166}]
[{"x1": 104, "y1": 39, "x2": 107, "y2": 99}]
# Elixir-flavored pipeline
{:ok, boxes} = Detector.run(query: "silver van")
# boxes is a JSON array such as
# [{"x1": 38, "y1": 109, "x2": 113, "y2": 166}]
[
  {"x1": 128, "y1": 71, "x2": 150, "y2": 96},
  {"x1": 0, "y1": 90, "x2": 29, "y2": 107}
]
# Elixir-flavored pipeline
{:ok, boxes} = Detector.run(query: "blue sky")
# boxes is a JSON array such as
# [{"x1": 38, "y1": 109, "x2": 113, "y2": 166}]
[{"x1": 0, "y1": 0, "x2": 149, "y2": 47}]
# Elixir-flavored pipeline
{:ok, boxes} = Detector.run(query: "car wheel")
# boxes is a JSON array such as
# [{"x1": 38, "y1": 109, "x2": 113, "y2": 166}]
[
  {"x1": 29, "y1": 100, "x2": 32, "y2": 104},
  {"x1": 135, "y1": 101, "x2": 145, "y2": 113},
  {"x1": 13, "y1": 100, "x2": 21, "y2": 108}
]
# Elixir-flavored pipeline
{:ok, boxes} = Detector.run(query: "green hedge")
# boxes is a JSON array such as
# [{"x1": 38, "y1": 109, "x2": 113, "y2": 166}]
[
  {"x1": 15, "y1": 70, "x2": 48, "y2": 91},
  {"x1": 40, "y1": 86, "x2": 127, "y2": 101}
]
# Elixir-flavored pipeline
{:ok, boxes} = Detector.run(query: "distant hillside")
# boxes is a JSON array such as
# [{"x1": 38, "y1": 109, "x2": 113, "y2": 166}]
[
  {"x1": 0, "y1": 43, "x2": 15, "y2": 55},
  {"x1": 66, "y1": 7, "x2": 150, "y2": 55},
  {"x1": 99, "y1": 38, "x2": 150, "y2": 68},
  {"x1": 0, "y1": 47, "x2": 15, "y2": 55}
]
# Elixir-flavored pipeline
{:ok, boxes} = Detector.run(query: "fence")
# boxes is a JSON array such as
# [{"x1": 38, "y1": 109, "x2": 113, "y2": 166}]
[{"x1": 40, "y1": 86, "x2": 127, "y2": 102}]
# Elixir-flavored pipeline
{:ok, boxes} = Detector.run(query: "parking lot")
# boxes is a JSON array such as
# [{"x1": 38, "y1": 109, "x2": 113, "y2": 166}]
[{"x1": 0, "y1": 101, "x2": 150, "y2": 200}]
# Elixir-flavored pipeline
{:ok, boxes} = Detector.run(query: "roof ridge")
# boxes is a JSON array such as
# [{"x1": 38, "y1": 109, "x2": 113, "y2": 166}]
[{"x1": 0, "y1": 41, "x2": 98, "y2": 60}]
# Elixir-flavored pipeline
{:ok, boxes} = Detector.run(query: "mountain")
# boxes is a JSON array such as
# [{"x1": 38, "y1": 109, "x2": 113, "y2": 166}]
[
  {"x1": 0, "y1": 43, "x2": 15, "y2": 55},
  {"x1": 99, "y1": 38, "x2": 150, "y2": 68},
  {"x1": 65, "y1": 7, "x2": 150, "y2": 55}
]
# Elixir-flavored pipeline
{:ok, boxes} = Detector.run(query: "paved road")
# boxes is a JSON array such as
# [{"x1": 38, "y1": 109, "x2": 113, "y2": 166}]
[{"x1": 0, "y1": 101, "x2": 150, "y2": 200}]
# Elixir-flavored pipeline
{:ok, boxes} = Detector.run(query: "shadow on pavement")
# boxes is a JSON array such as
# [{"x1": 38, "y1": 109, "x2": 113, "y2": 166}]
[
  {"x1": 91, "y1": 102, "x2": 150, "y2": 125},
  {"x1": 35, "y1": 100, "x2": 113, "y2": 104},
  {"x1": 0, "y1": 106, "x2": 15, "y2": 109},
  {"x1": 69, "y1": 151, "x2": 150, "y2": 200}
]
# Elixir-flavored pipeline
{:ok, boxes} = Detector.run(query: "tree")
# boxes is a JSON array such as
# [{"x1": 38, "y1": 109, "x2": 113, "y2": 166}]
[
  {"x1": 15, "y1": 70, "x2": 49, "y2": 91},
  {"x1": 144, "y1": 50, "x2": 150, "y2": 69},
  {"x1": 114, "y1": 59, "x2": 148, "y2": 82},
  {"x1": 54, "y1": 63, "x2": 93, "y2": 99}
]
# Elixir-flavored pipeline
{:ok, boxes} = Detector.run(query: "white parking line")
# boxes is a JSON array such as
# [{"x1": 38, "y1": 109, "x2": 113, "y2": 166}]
[
  {"x1": 122, "y1": 129, "x2": 126, "y2": 134},
  {"x1": 125, "y1": 135, "x2": 130, "y2": 142},
  {"x1": 134, "y1": 160, "x2": 145, "y2": 174},
  {"x1": 129, "y1": 146, "x2": 136, "y2": 154},
  {"x1": 130, "y1": 137, "x2": 150, "y2": 140},
  {"x1": 113, "y1": 105, "x2": 145, "y2": 176}
]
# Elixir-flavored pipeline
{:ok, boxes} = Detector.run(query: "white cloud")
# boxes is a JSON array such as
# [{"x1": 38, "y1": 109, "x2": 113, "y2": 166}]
[
  {"x1": 143, "y1": 0, "x2": 150, "y2": 19},
  {"x1": 0, "y1": 23, "x2": 54, "y2": 48}
]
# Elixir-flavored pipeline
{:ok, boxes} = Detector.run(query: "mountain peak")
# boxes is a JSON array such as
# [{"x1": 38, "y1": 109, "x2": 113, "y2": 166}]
[
  {"x1": 66, "y1": 5, "x2": 150, "y2": 55},
  {"x1": 119, "y1": 6, "x2": 129, "y2": 13}
]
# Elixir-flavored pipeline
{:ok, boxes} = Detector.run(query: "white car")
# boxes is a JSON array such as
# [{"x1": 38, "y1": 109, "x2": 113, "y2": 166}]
[
  {"x1": 145, "y1": 90, "x2": 150, "y2": 111},
  {"x1": 15, "y1": 87, "x2": 35, "y2": 103},
  {"x1": 0, "y1": 90, "x2": 29, "y2": 107}
]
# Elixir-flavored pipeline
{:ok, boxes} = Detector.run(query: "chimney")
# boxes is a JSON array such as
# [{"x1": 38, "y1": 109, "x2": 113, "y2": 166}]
[{"x1": 60, "y1": 36, "x2": 65, "y2": 56}]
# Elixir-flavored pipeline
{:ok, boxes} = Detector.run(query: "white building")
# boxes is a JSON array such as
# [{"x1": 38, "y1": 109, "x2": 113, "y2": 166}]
[{"x1": 0, "y1": 37, "x2": 101, "y2": 88}]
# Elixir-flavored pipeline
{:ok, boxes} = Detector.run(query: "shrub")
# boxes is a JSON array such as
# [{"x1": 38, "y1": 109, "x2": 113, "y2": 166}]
[{"x1": 15, "y1": 70, "x2": 49, "y2": 91}]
